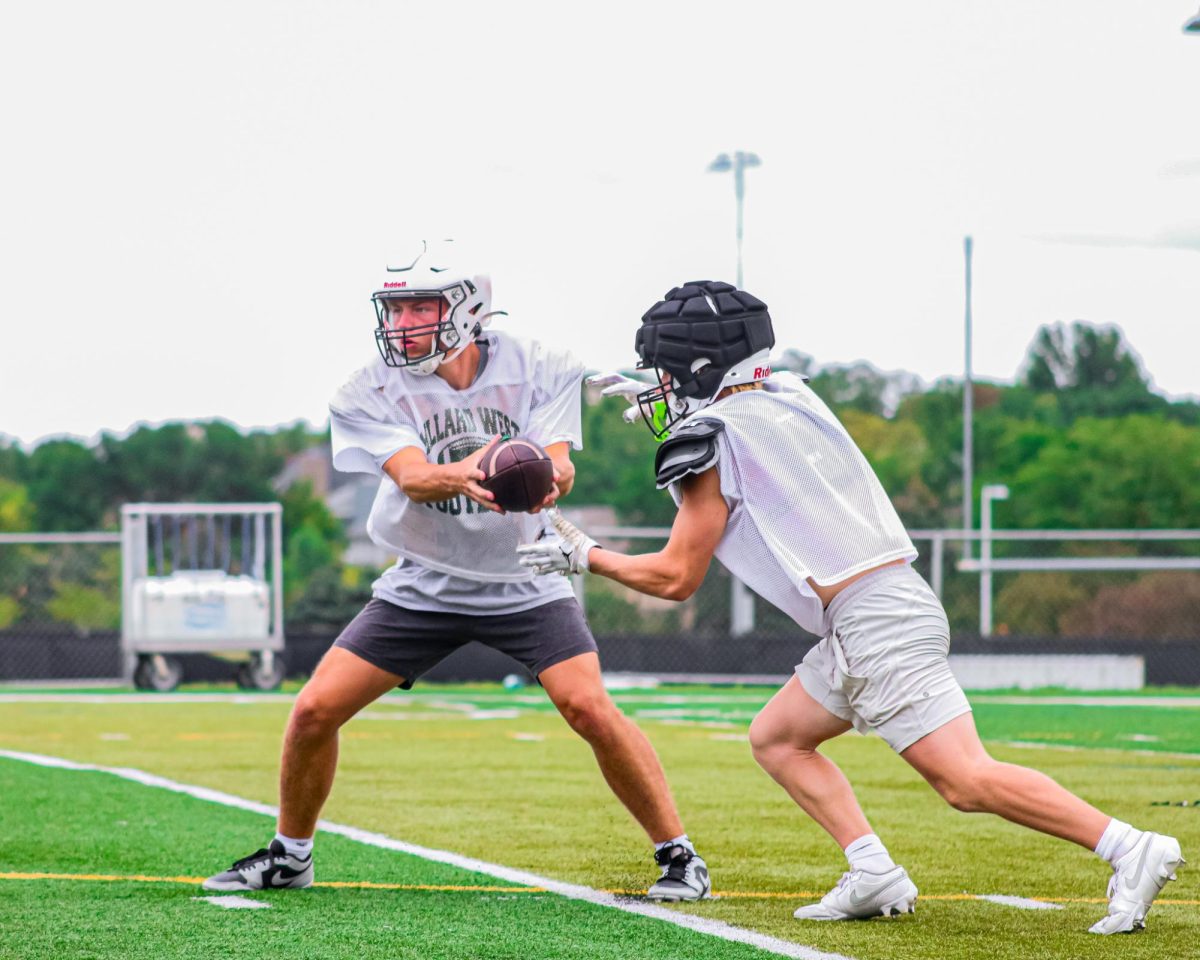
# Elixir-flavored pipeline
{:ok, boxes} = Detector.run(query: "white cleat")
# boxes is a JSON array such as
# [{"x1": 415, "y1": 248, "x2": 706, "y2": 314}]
[
  {"x1": 1089, "y1": 832, "x2": 1185, "y2": 934},
  {"x1": 646, "y1": 845, "x2": 711, "y2": 902},
  {"x1": 793, "y1": 866, "x2": 918, "y2": 921}
]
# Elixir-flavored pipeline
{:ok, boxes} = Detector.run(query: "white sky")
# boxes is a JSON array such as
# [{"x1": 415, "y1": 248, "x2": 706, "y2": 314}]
[{"x1": 2, "y1": 1, "x2": 1198, "y2": 446}]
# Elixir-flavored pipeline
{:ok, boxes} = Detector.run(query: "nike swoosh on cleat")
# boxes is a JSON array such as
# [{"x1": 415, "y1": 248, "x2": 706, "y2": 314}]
[
  {"x1": 1124, "y1": 837, "x2": 1155, "y2": 893},
  {"x1": 260, "y1": 864, "x2": 308, "y2": 887},
  {"x1": 848, "y1": 874, "x2": 906, "y2": 907}
]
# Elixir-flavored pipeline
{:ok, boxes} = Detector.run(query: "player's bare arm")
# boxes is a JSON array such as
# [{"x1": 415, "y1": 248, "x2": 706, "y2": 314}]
[
  {"x1": 588, "y1": 468, "x2": 727, "y2": 600},
  {"x1": 545, "y1": 442, "x2": 575, "y2": 497},
  {"x1": 527, "y1": 441, "x2": 575, "y2": 514},
  {"x1": 383, "y1": 437, "x2": 503, "y2": 513},
  {"x1": 520, "y1": 467, "x2": 728, "y2": 600}
]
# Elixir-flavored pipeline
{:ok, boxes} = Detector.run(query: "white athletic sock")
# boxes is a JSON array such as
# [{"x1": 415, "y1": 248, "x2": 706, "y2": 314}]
[
  {"x1": 1094, "y1": 819, "x2": 1143, "y2": 867},
  {"x1": 274, "y1": 832, "x2": 313, "y2": 860},
  {"x1": 844, "y1": 833, "x2": 896, "y2": 874},
  {"x1": 655, "y1": 834, "x2": 695, "y2": 855}
]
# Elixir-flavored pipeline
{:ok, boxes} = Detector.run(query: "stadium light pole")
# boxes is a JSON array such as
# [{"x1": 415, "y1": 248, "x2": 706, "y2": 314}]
[
  {"x1": 980, "y1": 484, "x2": 1009, "y2": 637},
  {"x1": 708, "y1": 151, "x2": 762, "y2": 288},
  {"x1": 1185, "y1": 6, "x2": 1200, "y2": 32},
  {"x1": 962, "y1": 236, "x2": 974, "y2": 561},
  {"x1": 709, "y1": 151, "x2": 761, "y2": 638}
]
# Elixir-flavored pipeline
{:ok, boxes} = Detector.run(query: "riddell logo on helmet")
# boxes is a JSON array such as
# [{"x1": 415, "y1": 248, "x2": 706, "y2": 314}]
[
  {"x1": 754, "y1": 366, "x2": 772, "y2": 379},
  {"x1": 383, "y1": 282, "x2": 408, "y2": 288}
]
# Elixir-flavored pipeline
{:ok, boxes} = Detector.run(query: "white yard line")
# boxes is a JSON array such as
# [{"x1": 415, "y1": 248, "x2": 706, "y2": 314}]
[
  {"x1": 0, "y1": 749, "x2": 855, "y2": 960},
  {"x1": 193, "y1": 894, "x2": 271, "y2": 910},
  {"x1": 975, "y1": 894, "x2": 1063, "y2": 911},
  {"x1": 971, "y1": 695, "x2": 1200, "y2": 708},
  {"x1": 354, "y1": 712, "x2": 478, "y2": 722},
  {"x1": 423, "y1": 699, "x2": 483, "y2": 713},
  {"x1": 9, "y1": 691, "x2": 1199, "y2": 707},
  {"x1": 0, "y1": 693, "x2": 297, "y2": 704},
  {"x1": 633, "y1": 708, "x2": 760, "y2": 719},
  {"x1": 0, "y1": 692, "x2": 774, "y2": 706},
  {"x1": 996, "y1": 740, "x2": 1200, "y2": 762},
  {"x1": 657, "y1": 719, "x2": 742, "y2": 729}
]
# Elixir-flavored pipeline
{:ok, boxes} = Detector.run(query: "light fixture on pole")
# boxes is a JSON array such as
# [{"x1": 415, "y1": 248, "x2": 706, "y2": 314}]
[
  {"x1": 980, "y1": 484, "x2": 1010, "y2": 637},
  {"x1": 708, "y1": 152, "x2": 762, "y2": 288},
  {"x1": 1185, "y1": 6, "x2": 1200, "y2": 32}
]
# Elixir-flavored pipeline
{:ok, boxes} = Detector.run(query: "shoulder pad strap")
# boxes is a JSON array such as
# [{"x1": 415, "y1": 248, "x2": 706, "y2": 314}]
[{"x1": 654, "y1": 418, "x2": 725, "y2": 490}]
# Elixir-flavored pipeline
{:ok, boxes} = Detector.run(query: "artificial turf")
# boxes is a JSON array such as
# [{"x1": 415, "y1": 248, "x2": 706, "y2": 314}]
[{"x1": 0, "y1": 686, "x2": 1197, "y2": 960}]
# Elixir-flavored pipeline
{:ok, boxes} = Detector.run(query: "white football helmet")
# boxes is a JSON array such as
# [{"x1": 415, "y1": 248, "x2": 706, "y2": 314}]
[{"x1": 371, "y1": 241, "x2": 505, "y2": 376}]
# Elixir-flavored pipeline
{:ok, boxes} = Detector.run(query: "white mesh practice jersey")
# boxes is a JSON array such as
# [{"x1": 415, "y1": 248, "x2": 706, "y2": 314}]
[
  {"x1": 669, "y1": 373, "x2": 917, "y2": 635},
  {"x1": 330, "y1": 331, "x2": 585, "y2": 582}
]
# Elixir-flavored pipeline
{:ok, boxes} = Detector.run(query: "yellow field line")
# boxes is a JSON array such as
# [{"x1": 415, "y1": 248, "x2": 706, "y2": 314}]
[
  {"x1": 1, "y1": 872, "x2": 202, "y2": 884},
  {"x1": 2, "y1": 871, "x2": 1197, "y2": 905},
  {"x1": 0, "y1": 872, "x2": 539, "y2": 893}
]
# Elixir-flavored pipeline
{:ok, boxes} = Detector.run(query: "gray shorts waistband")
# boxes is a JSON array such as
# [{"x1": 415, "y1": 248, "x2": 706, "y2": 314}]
[{"x1": 822, "y1": 563, "x2": 918, "y2": 635}]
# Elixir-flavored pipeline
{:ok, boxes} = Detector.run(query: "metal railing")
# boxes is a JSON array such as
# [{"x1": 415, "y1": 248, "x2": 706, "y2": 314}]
[
  {"x1": 584, "y1": 523, "x2": 1200, "y2": 638},
  {"x1": 4, "y1": 523, "x2": 1199, "y2": 686}
]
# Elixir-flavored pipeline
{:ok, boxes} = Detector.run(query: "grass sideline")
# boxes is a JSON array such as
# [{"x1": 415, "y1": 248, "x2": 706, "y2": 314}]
[{"x1": 0, "y1": 685, "x2": 1197, "y2": 960}]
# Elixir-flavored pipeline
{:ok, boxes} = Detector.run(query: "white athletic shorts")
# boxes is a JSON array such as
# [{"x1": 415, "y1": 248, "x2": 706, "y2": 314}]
[{"x1": 796, "y1": 564, "x2": 972, "y2": 753}]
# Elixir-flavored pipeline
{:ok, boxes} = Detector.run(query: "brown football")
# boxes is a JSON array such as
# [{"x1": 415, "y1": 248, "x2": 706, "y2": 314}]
[{"x1": 478, "y1": 437, "x2": 555, "y2": 513}]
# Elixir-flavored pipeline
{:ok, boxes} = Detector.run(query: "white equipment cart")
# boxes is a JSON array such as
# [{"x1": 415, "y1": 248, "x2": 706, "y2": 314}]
[{"x1": 121, "y1": 503, "x2": 285, "y2": 691}]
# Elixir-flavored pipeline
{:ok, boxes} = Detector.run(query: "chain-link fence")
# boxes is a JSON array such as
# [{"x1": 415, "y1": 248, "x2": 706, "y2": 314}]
[
  {"x1": 3, "y1": 529, "x2": 1199, "y2": 688},
  {"x1": 0, "y1": 534, "x2": 123, "y2": 681}
]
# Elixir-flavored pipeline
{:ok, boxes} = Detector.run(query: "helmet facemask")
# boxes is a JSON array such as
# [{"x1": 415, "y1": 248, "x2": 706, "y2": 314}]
[
  {"x1": 373, "y1": 282, "x2": 482, "y2": 376},
  {"x1": 634, "y1": 360, "x2": 714, "y2": 441},
  {"x1": 635, "y1": 352, "x2": 773, "y2": 440}
]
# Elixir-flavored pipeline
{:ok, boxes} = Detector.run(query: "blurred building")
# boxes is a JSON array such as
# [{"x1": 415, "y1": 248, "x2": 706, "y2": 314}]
[{"x1": 274, "y1": 446, "x2": 393, "y2": 568}]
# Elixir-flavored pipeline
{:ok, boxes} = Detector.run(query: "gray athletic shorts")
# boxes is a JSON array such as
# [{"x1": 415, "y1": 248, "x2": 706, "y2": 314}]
[
  {"x1": 796, "y1": 565, "x2": 972, "y2": 753},
  {"x1": 333, "y1": 597, "x2": 598, "y2": 689}
]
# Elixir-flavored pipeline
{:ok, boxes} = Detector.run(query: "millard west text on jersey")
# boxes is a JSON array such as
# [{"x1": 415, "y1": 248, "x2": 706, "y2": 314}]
[
  {"x1": 419, "y1": 406, "x2": 521, "y2": 454},
  {"x1": 420, "y1": 406, "x2": 522, "y2": 516}
]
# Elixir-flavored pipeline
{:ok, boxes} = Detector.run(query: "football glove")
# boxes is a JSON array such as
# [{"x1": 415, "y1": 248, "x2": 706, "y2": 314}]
[
  {"x1": 587, "y1": 372, "x2": 653, "y2": 425},
  {"x1": 515, "y1": 509, "x2": 597, "y2": 575}
]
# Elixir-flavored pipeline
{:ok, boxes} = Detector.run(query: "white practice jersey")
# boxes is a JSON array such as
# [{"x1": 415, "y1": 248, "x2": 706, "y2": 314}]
[
  {"x1": 668, "y1": 372, "x2": 917, "y2": 636},
  {"x1": 330, "y1": 331, "x2": 585, "y2": 591}
]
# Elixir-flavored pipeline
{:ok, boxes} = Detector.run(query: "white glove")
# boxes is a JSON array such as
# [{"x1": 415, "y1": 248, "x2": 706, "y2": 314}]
[
  {"x1": 515, "y1": 509, "x2": 598, "y2": 575},
  {"x1": 587, "y1": 372, "x2": 652, "y2": 425}
]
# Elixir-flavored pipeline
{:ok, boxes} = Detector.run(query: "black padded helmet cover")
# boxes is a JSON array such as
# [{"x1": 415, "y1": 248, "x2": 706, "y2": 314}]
[{"x1": 635, "y1": 281, "x2": 775, "y2": 400}]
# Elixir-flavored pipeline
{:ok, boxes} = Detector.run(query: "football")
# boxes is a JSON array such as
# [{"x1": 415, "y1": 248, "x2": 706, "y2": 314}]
[{"x1": 479, "y1": 437, "x2": 555, "y2": 512}]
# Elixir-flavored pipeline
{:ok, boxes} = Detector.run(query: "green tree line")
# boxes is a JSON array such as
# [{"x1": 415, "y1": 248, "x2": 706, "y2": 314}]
[
  {"x1": 2, "y1": 321, "x2": 1198, "y2": 638},
  {"x1": 0, "y1": 421, "x2": 346, "y2": 631}
]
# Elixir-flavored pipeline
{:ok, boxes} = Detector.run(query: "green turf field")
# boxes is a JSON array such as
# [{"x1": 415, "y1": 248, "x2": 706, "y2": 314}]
[{"x1": 1, "y1": 685, "x2": 1197, "y2": 960}]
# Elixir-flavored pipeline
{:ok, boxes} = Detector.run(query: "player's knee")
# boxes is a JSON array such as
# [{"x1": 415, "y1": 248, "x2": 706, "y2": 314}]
[
  {"x1": 288, "y1": 694, "x2": 344, "y2": 740},
  {"x1": 934, "y1": 764, "x2": 992, "y2": 813},
  {"x1": 748, "y1": 714, "x2": 781, "y2": 764},
  {"x1": 749, "y1": 713, "x2": 805, "y2": 770},
  {"x1": 557, "y1": 692, "x2": 621, "y2": 742}
]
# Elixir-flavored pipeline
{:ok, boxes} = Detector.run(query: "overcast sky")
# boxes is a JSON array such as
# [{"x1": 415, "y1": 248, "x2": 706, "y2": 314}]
[{"x1": 2, "y1": 1, "x2": 1198, "y2": 446}]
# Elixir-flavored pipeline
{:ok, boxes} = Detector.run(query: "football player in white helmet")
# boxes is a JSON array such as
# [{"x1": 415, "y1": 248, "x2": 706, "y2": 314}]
[
  {"x1": 520, "y1": 279, "x2": 1184, "y2": 935},
  {"x1": 372, "y1": 244, "x2": 503, "y2": 377},
  {"x1": 203, "y1": 247, "x2": 712, "y2": 904}
]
